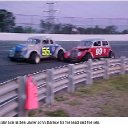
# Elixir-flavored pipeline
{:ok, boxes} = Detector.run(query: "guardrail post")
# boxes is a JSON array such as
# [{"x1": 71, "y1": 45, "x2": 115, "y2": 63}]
[
  {"x1": 46, "y1": 69, "x2": 54, "y2": 105},
  {"x1": 68, "y1": 64, "x2": 75, "y2": 93},
  {"x1": 120, "y1": 56, "x2": 126, "y2": 75},
  {"x1": 86, "y1": 59, "x2": 93, "y2": 85},
  {"x1": 17, "y1": 76, "x2": 28, "y2": 117},
  {"x1": 104, "y1": 59, "x2": 109, "y2": 79}
]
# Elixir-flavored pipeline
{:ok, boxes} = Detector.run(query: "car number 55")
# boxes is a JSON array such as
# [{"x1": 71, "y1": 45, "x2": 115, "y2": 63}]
[{"x1": 42, "y1": 47, "x2": 51, "y2": 56}]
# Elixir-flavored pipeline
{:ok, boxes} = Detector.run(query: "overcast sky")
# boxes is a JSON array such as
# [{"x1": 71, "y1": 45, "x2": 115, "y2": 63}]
[
  {"x1": 0, "y1": 1, "x2": 128, "y2": 30},
  {"x1": 0, "y1": 1, "x2": 128, "y2": 18}
]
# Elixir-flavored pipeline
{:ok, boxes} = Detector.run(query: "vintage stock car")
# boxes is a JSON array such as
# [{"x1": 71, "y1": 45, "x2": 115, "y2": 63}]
[
  {"x1": 8, "y1": 36, "x2": 66, "y2": 64},
  {"x1": 64, "y1": 38, "x2": 115, "y2": 62}
]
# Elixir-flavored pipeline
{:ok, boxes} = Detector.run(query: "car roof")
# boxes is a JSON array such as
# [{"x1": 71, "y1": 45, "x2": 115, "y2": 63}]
[{"x1": 81, "y1": 38, "x2": 106, "y2": 42}]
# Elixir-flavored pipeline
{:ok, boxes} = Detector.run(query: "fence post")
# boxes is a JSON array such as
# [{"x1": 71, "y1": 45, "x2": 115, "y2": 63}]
[
  {"x1": 46, "y1": 69, "x2": 54, "y2": 105},
  {"x1": 68, "y1": 64, "x2": 75, "y2": 93},
  {"x1": 104, "y1": 59, "x2": 110, "y2": 79},
  {"x1": 86, "y1": 59, "x2": 93, "y2": 85},
  {"x1": 120, "y1": 56, "x2": 126, "y2": 75},
  {"x1": 17, "y1": 76, "x2": 28, "y2": 117}
]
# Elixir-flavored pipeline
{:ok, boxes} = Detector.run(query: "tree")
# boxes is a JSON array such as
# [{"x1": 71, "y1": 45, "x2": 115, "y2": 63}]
[
  {"x1": 104, "y1": 25, "x2": 117, "y2": 34},
  {"x1": 0, "y1": 9, "x2": 15, "y2": 32}
]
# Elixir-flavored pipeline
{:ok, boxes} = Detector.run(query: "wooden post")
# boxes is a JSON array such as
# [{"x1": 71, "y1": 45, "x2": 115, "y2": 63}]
[
  {"x1": 17, "y1": 76, "x2": 28, "y2": 117},
  {"x1": 68, "y1": 64, "x2": 75, "y2": 93},
  {"x1": 46, "y1": 69, "x2": 54, "y2": 105},
  {"x1": 86, "y1": 59, "x2": 93, "y2": 85},
  {"x1": 120, "y1": 56, "x2": 126, "y2": 75},
  {"x1": 104, "y1": 59, "x2": 109, "y2": 79}
]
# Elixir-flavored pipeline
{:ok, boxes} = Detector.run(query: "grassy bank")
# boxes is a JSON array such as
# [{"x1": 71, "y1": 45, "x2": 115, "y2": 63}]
[{"x1": 29, "y1": 74, "x2": 128, "y2": 117}]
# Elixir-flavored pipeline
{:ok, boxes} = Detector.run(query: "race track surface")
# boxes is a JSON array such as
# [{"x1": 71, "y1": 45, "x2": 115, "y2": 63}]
[{"x1": 0, "y1": 41, "x2": 128, "y2": 83}]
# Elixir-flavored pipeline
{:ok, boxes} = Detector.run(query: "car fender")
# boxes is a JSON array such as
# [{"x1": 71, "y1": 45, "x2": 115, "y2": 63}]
[{"x1": 54, "y1": 47, "x2": 66, "y2": 58}]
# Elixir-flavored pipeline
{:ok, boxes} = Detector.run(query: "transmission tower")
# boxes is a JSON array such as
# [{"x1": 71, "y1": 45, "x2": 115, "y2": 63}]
[{"x1": 44, "y1": 2, "x2": 57, "y2": 24}]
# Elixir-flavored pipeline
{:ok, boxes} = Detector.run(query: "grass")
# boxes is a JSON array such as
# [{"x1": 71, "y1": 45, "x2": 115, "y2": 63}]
[
  {"x1": 66, "y1": 99, "x2": 82, "y2": 106},
  {"x1": 30, "y1": 74, "x2": 128, "y2": 117},
  {"x1": 74, "y1": 74, "x2": 128, "y2": 97},
  {"x1": 44, "y1": 109, "x2": 69, "y2": 117},
  {"x1": 55, "y1": 95, "x2": 68, "y2": 101}
]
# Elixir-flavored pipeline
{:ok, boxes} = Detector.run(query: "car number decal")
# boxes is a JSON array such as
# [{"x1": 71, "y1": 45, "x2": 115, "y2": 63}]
[
  {"x1": 96, "y1": 48, "x2": 102, "y2": 55},
  {"x1": 42, "y1": 47, "x2": 51, "y2": 56}
]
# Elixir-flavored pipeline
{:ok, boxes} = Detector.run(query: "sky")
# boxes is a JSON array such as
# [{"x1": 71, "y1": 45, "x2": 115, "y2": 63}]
[
  {"x1": 0, "y1": 1, "x2": 128, "y2": 18},
  {"x1": 0, "y1": 1, "x2": 128, "y2": 29}
]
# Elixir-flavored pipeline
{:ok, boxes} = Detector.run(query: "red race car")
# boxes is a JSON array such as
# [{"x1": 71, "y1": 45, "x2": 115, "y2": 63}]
[{"x1": 64, "y1": 38, "x2": 115, "y2": 62}]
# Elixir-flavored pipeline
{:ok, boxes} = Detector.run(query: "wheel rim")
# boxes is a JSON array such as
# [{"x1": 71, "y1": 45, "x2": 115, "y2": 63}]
[{"x1": 35, "y1": 56, "x2": 40, "y2": 64}]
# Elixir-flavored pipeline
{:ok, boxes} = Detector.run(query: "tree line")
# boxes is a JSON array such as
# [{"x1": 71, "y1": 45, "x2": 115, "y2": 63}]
[{"x1": 0, "y1": 9, "x2": 128, "y2": 34}]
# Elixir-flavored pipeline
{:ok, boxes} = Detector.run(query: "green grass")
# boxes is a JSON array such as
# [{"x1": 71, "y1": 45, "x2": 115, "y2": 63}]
[
  {"x1": 44, "y1": 109, "x2": 69, "y2": 117},
  {"x1": 74, "y1": 74, "x2": 128, "y2": 97},
  {"x1": 55, "y1": 95, "x2": 68, "y2": 101},
  {"x1": 66, "y1": 99, "x2": 82, "y2": 106}
]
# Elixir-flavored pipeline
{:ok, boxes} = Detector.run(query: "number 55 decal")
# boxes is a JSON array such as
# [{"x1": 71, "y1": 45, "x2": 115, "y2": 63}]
[
  {"x1": 42, "y1": 47, "x2": 51, "y2": 56},
  {"x1": 96, "y1": 48, "x2": 102, "y2": 55}
]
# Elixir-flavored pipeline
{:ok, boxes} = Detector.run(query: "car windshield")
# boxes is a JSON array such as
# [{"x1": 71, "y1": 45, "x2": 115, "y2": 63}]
[
  {"x1": 27, "y1": 38, "x2": 41, "y2": 44},
  {"x1": 79, "y1": 41, "x2": 93, "y2": 47}
]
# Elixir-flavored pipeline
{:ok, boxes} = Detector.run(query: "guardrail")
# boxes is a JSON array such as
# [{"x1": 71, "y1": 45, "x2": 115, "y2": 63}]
[{"x1": 0, "y1": 56, "x2": 128, "y2": 117}]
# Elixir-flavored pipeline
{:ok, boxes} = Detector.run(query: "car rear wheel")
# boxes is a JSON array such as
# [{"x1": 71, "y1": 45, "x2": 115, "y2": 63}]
[
  {"x1": 29, "y1": 53, "x2": 40, "y2": 64},
  {"x1": 109, "y1": 51, "x2": 115, "y2": 59},
  {"x1": 57, "y1": 50, "x2": 64, "y2": 61},
  {"x1": 83, "y1": 53, "x2": 92, "y2": 61}
]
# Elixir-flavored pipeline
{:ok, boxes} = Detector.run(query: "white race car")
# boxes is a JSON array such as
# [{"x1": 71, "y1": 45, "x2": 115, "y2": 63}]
[{"x1": 8, "y1": 36, "x2": 66, "y2": 64}]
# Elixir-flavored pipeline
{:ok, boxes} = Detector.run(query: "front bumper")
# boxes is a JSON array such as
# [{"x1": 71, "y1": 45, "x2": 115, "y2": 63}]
[{"x1": 8, "y1": 50, "x2": 26, "y2": 59}]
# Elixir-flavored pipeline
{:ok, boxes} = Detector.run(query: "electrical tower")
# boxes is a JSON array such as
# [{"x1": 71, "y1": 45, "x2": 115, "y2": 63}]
[{"x1": 44, "y1": 2, "x2": 57, "y2": 24}]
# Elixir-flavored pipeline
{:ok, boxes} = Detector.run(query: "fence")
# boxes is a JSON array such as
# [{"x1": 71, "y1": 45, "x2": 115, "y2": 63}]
[{"x1": 0, "y1": 56, "x2": 128, "y2": 117}]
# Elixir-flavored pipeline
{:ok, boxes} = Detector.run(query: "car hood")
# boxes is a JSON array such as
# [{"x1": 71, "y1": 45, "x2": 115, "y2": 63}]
[
  {"x1": 15, "y1": 44, "x2": 27, "y2": 51},
  {"x1": 72, "y1": 46, "x2": 90, "y2": 51}
]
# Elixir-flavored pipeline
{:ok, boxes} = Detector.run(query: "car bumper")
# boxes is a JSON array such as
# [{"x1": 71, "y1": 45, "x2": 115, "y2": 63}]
[{"x1": 8, "y1": 50, "x2": 26, "y2": 59}]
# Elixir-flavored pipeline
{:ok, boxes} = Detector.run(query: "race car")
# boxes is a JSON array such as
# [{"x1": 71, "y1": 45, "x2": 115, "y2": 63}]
[
  {"x1": 8, "y1": 36, "x2": 66, "y2": 64},
  {"x1": 64, "y1": 38, "x2": 115, "y2": 62}
]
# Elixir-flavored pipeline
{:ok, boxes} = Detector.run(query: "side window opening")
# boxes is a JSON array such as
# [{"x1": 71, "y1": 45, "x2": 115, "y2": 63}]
[
  {"x1": 102, "y1": 41, "x2": 108, "y2": 46},
  {"x1": 50, "y1": 40, "x2": 53, "y2": 44},
  {"x1": 42, "y1": 40, "x2": 49, "y2": 44},
  {"x1": 94, "y1": 41, "x2": 101, "y2": 46}
]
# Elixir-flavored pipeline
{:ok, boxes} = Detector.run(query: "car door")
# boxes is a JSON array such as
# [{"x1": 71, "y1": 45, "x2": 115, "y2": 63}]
[
  {"x1": 41, "y1": 39, "x2": 52, "y2": 58},
  {"x1": 91, "y1": 41, "x2": 102, "y2": 58},
  {"x1": 102, "y1": 41, "x2": 109, "y2": 57}
]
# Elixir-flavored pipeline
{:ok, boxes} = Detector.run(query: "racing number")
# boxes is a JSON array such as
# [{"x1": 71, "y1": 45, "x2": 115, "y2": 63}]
[
  {"x1": 96, "y1": 48, "x2": 102, "y2": 55},
  {"x1": 42, "y1": 47, "x2": 51, "y2": 56}
]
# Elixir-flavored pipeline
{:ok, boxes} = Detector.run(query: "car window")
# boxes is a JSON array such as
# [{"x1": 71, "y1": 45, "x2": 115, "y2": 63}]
[
  {"x1": 102, "y1": 41, "x2": 108, "y2": 46},
  {"x1": 79, "y1": 41, "x2": 93, "y2": 47},
  {"x1": 93, "y1": 41, "x2": 101, "y2": 46},
  {"x1": 50, "y1": 40, "x2": 53, "y2": 44},
  {"x1": 27, "y1": 38, "x2": 40, "y2": 44},
  {"x1": 42, "y1": 40, "x2": 49, "y2": 44}
]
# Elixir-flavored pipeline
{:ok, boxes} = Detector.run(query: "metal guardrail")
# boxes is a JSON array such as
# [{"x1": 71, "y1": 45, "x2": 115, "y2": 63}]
[{"x1": 0, "y1": 56, "x2": 128, "y2": 117}]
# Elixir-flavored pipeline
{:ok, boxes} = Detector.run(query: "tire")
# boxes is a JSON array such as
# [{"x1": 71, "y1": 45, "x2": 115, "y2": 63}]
[
  {"x1": 9, "y1": 57, "x2": 15, "y2": 61},
  {"x1": 83, "y1": 53, "x2": 92, "y2": 61},
  {"x1": 29, "y1": 53, "x2": 40, "y2": 64},
  {"x1": 109, "y1": 51, "x2": 115, "y2": 59},
  {"x1": 57, "y1": 50, "x2": 64, "y2": 61}
]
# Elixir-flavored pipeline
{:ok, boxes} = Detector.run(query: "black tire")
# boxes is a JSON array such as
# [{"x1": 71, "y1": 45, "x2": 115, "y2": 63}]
[
  {"x1": 83, "y1": 53, "x2": 92, "y2": 61},
  {"x1": 29, "y1": 53, "x2": 40, "y2": 64},
  {"x1": 57, "y1": 50, "x2": 64, "y2": 61},
  {"x1": 9, "y1": 57, "x2": 15, "y2": 61},
  {"x1": 109, "y1": 51, "x2": 115, "y2": 59}
]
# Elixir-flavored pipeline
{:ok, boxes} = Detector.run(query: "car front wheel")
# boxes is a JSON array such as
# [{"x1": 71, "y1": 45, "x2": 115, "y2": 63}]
[
  {"x1": 83, "y1": 53, "x2": 92, "y2": 61},
  {"x1": 29, "y1": 53, "x2": 40, "y2": 64},
  {"x1": 57, "y1": 50, "x2": 64, "y2": 61},
  {"x1": 109, "y1": 51, "x2": 115, "y2": 59}
]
